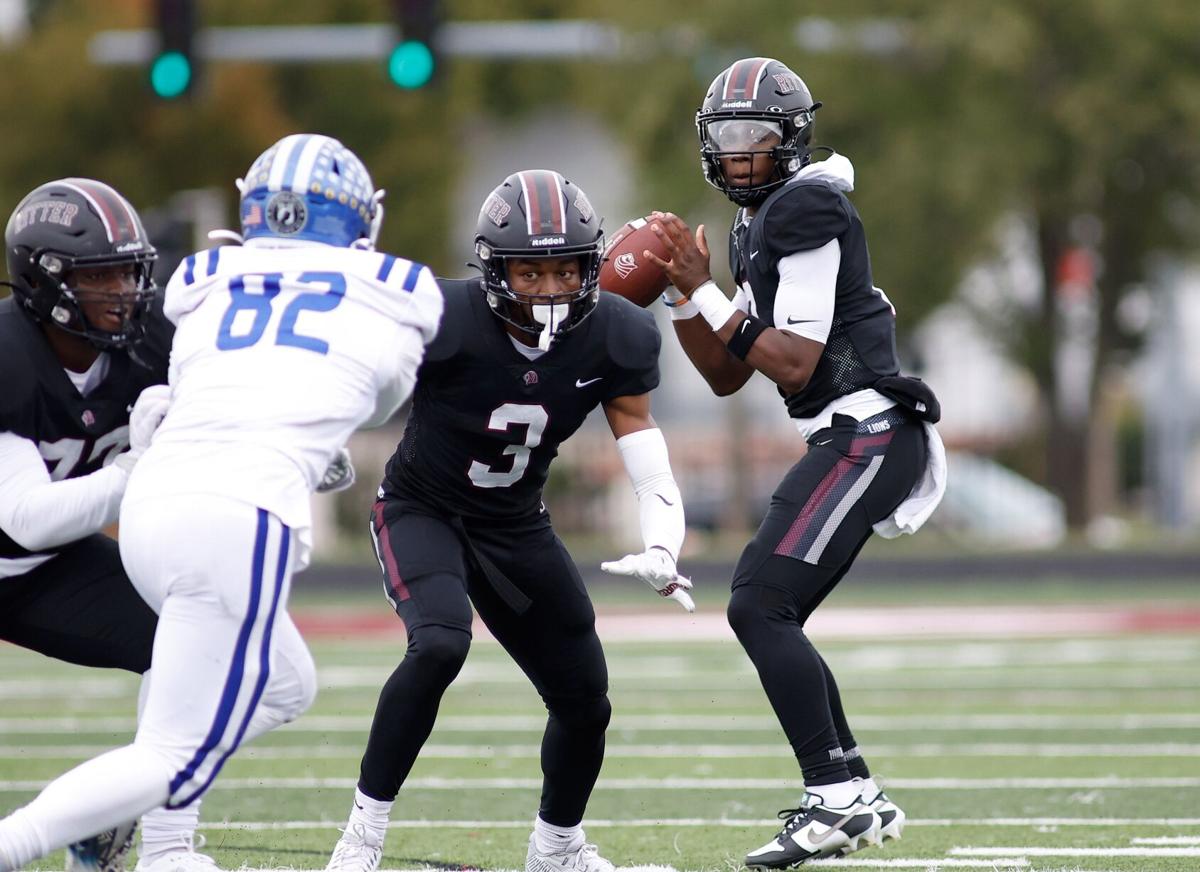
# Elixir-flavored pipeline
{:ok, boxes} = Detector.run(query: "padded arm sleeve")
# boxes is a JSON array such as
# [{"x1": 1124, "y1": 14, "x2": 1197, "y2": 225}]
[
  {"x1": 0, "y1": 432, "x2": 127, "y2": 551},
  {"x1": 616, "y1": 427, "x2": 685, "y2": 561},
  {"x1": 773, "y1": 240, "x2": 839, "y2": 344}
]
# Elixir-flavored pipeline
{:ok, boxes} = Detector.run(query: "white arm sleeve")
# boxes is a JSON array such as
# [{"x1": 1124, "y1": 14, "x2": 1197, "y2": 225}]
[
  {"x1": 773, "y1": 239, "x2": 840, "y2": 345},
  {"x1": 731, "y1": 285, "x2": 753, "y2": 314},
  {"x1": 0, "y1": 432, "x2": 128, "y2": 551},
  {"x1": 616, "y1": 427, "x2": 685, "y2": 561},
  {"x1": 362, "y1": 336, "x2": 424, "y2": 430}
]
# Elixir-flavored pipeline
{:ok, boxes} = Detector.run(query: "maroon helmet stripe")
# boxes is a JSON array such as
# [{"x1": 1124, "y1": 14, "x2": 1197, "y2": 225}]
[
  {"x1": 519, "y1": 171, "x2": 565, "y2": 235},
  {"x1": 66, "y1": 179, "x2": 140, "y2": 244},
  {"x1": 724, "y1": 57, "x2": 769, "y2": 100}
]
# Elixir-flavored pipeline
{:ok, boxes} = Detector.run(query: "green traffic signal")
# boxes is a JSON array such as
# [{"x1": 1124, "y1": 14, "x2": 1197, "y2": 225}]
[
  {"x1": 388, "y1": 39, "x2": 435, "y2": 89},
  {"x1": 150, "y1": 50, "x2": 192, "y2": 98}
]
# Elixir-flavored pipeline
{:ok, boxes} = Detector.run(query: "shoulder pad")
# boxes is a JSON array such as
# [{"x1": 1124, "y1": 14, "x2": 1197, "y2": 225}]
[
  {"x1": 599, "y1": 293, "x2": 661, "y2": 371},
  {"x1": 760, "y1": 181, "x2": 851, "y2": 255},
  {"x1": 424, "y1": 277, "x2": 479, "y2": 363}
]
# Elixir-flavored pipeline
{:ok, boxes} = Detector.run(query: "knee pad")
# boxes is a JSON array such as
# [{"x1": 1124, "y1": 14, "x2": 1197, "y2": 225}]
[
  {"x1": 547, "y1": 693, "x2": 612, "y2": 734},
  {"x1": 407, "y1": 625, "x2": 471, "y2": 686},
  {"x1": 727, "y1": 583, "x2": 804, "y2": 644}
]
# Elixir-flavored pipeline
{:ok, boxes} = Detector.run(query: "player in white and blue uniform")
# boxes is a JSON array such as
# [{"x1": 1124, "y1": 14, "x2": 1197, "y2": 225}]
[{"x1": 0, "y1": 134, "x2": 442, "y2": 872}]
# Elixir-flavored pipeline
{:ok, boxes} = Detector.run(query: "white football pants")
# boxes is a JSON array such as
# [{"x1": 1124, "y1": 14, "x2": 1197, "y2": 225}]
[{"x1": 0, "y1": 494, "x2": 316, "y2": 864}]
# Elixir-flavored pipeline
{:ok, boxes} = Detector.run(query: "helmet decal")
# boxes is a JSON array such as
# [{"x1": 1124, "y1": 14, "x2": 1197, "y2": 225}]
[
  {"x1": 58, "y1": 179, "x2": 143, "y2": 245},
  {"x1": 722, "y1": 57, "x2": 771, "y2": 101},
  {"x1": 517, "y1": 170, "x2": 567, "y2": 237}
]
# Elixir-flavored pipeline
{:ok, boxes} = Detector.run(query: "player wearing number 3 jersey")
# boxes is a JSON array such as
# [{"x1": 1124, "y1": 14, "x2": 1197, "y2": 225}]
[
  {"x1": 0, "y1": 134, "x2": 441, "y2": 872},
  {"x1": 324, "y1": 171, "x2": 689, "y2": 872}
]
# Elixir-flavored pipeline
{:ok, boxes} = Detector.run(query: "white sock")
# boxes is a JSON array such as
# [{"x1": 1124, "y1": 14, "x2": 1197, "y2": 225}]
[
  {"x1": 140, "y1": 802, "x2": 201, "y2": 864},
  {"x1": 856, "y1": 776, "x2": 882, "y2": 801},
  {"x1": 0, "y1": 807, "x2": 51, "y2": 871},
  {"x1": 348, "y1": 788, "x2": 392, "y2": 836},
  {"x1": 809, "y1": 779, "x2": 862, "y2": 809},
  {"x1": 533, "y1": 815, "x2": 583, "y2": 854}
]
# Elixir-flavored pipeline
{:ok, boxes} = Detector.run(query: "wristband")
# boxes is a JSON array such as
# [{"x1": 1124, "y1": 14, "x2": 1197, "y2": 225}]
[
  {"x1": 691, "y1": 281, "x2": 738, "y2": 332},
  {"x1": 726, "y1": 313, "x2": 769, "y2": 360},
  {"x1": 662, "y1": 287, "x2": 700, "y2": 320}
]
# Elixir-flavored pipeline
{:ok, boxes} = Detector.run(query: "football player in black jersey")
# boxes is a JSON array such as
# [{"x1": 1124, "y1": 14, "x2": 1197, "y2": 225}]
[
  {"x1": 646, "y1": 58, "x2": 946, "y2": 866},
  {"x1": 325, "y1": 170, "x2": 690, "y2": 872},
  {"x1": 0, "y1": 180, "x2": 212, "y2": 872}
]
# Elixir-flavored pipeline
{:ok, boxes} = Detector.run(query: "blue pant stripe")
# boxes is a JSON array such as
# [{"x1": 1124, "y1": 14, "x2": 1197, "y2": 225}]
[
  {"x1": 171, "y1": 515, "x2": 290, "y2": 807},
  {"x1": 167, "y1": 508, "x2": 269, "y2": 805}
]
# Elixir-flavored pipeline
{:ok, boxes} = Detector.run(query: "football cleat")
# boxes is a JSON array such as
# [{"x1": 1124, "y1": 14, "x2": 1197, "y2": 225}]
[
  {"x1": 863, "y1": 786, "x2": 905, "y2": 844},
  {"x1": 325, "y1": 823, "x2": 384, "y2": 872},
  {"x1": 67, "y1": 821, "x2": 138, "y2": 872},
  {"x1": 525, "y1": 834, "x2": 614, "y2": 872},
  {"x1": 743, "y1": 792, "x2": 880, "y2": 868},
  {"x1": 133, "y1": 833, "x2": 219, "y2": 872}
]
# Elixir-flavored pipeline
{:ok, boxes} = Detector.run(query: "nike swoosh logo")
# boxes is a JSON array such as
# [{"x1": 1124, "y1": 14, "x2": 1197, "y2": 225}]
[
  {"x1": 808, "y1": 806, "x2": 869, "y2": 847},
  {"x1": 575, "y1": 377, "x2": 602, "y2": 388},
  {"x1": 750, "y1": 250, "x2": 760, "y2": 258},
  {"x1": 655, "y1": 494, "x2": 675, "y2": 506},
  {"x1": 786, "y1": 316, "x2": 819, "y2": 325}
]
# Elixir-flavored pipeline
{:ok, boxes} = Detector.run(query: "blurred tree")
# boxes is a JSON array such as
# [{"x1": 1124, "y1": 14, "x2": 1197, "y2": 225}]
[{"x1": 4, "y1": 0, "x2": 1197, "y2": 531}]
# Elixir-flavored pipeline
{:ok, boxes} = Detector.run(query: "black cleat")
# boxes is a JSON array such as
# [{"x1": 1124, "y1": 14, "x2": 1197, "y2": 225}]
[{"x1": 743, "y1": 792, "x2": 880, "y2": 868}]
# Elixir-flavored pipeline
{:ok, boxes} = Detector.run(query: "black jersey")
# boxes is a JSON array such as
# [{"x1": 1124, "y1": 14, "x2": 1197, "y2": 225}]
[
  {"x1": 729, "y1": 173, "x2": 900, "y2": 418},
  {"x1": 0, "y1": 296, "x2": 172, "y2": 560},
  {"x1": 382, "y1": 279, "x2": 660, "y2": 520}
]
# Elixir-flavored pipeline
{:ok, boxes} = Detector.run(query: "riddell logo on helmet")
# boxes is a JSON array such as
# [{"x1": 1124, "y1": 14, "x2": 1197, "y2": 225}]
[
  {"x1": 530, "y1": 236, "x2": 566, "y2": 246},
  {"x1": 722, "y1": 100, "x2": 754, "y2": 108}
]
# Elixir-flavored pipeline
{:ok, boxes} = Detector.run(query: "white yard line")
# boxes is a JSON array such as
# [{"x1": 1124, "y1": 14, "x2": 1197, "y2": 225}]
[
  {"x1": 188, "y1": 818, "x2": 1200, "y2": 830},
  {"x1": 6, "y1": 712, "x2": 1200, "y2": 734},
  {"x1": 952, "y1": 845, "x2": 1200, "y2": 857},
  {"x1": 5, "y1": 742, "x2": 1200, "y2": 760},
  {"x1": 1131, "y1": 837, "x2": 1200, "y2": 845},
  {"x1": 4, "y1": 776, "x2": 1199, "y2": 792}
]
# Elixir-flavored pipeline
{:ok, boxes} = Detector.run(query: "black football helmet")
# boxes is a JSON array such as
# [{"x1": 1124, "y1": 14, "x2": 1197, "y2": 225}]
[
  {"x1": 474, "y1": 169, "x2": 604, "y2": 347},
  {"x1": 696, "y1": 57, "x2": 821, "y2": 207},
  {"x1": 4, "y1": 178, "x2": 157, "y2": 350}
]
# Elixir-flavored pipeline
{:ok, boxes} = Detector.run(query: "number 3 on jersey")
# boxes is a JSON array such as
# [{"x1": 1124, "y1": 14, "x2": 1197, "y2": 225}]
[
  {"x1": 467, "y1": 403, "x2": 548, "y2": 488},
  {"x1": 217, "y1": 271, "x2": 346, "y2": 354}
]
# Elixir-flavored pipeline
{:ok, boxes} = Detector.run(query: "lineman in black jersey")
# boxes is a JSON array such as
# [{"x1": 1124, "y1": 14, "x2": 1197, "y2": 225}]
[
  {"x1": 325, "y1": 171, "x2": 689, "y2": 872},
  {"x1": 647, "y1": 58, "x2": 946, "y2": 866},
  {"x1": 0, "y1": 179, "x2": 210, "y2": 872}
]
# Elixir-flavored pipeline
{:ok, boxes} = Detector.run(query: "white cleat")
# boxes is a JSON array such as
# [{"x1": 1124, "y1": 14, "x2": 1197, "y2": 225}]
[
  {"x1": 865, "y1": 788, "x2": 906, "y2": 843},
  {"x1": 525, "y1": 834, "x2": 614, "y2": 872},
  {"x1": 133, "y1": 835, "x2": 219, "y2": 872},
  {"x1": 325, "y1": 823, "x2": 384, "y2": 872}
]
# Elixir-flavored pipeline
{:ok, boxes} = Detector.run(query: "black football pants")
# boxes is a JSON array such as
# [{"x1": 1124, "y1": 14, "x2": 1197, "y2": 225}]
[
  {"x1": 359, "y1": 497, "x2": 610, "y2": 826},
  {"x1": 727, "y1": 409, "x2": 926, "y2": 786},
  {"x1": 0, "y1": 533, "x2": 157, "y2": 673}
]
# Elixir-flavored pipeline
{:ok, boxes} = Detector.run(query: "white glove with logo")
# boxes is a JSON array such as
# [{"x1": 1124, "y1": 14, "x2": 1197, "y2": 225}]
[
  {"x1": 317, "y1": 447, "x2": 356, "y2": 494},
  {"x1": 114, "y1": 384, "x2": 171, "y2": 473},
  {"x1": 601, "y1": 547, "x2": 694, "y2": 612}
]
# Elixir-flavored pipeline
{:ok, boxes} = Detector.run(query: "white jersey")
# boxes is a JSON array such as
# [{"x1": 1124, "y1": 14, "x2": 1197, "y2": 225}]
[{"x1": 125, "y1": 239, "x2": 442, "y2": 556}]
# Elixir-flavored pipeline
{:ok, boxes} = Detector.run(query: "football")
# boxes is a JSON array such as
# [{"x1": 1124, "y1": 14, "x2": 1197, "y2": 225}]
[{"x1": 599, "y1": 216, "x2": 672, "y2": 307}]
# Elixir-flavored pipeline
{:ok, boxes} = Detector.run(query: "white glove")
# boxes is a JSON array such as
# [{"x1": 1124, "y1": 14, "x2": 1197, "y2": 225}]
[
  {"x1": 316, "y1": 447, "x2": 356, "y2": 494},
  {"x1": 114, "y1": 385, "x2": 171, "y2": 472},
  {"x1": 601, "y1": 547, "x2": 694, "y2": 612}
]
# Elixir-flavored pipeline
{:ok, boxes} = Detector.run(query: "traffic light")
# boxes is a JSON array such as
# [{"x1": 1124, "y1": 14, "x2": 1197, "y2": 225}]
[
  {"x1": 150, "y1": 0, "x2": 197, "y2": 99},
  {"x1": 389, "y1": 0, "x2": 440, "y2": 89}
]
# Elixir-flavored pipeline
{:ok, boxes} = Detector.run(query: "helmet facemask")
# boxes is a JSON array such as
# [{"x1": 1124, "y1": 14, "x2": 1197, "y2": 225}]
[
  {"x1": 22, "y1": 248, "x2": 157, "y2": 350},
  {"x1": 476, "y1": 243, "x2": 602, "y2": 351}
]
